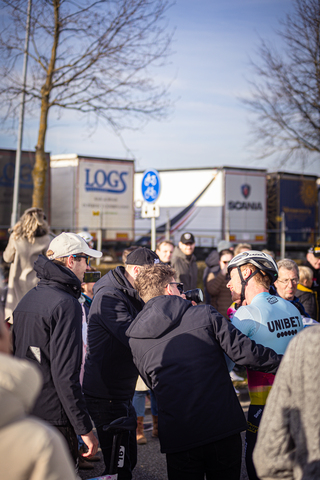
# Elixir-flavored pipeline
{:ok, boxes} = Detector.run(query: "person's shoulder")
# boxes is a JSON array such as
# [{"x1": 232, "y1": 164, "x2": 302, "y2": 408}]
[
  {"x1": 205, "y1": 250, "x2": 219, "y2": 268},
  {"x1": 171, "y1": 248, "x2": 185, "y2": 263},
  {"x1": 52, "y1": 295, "x2": 82, "y2": 318},
  {"x1": 289, "y1": 324, "x2": 320, "y2": 355},
  {"x1": 94, "y1": 266, "x2": 133, "y2": 296},
  {"x1": 171, "y1": 246, "x2": 182, "y2": 258},
  {"x1": 231, "y1": 300, "x2": 257, "y2": 323},
  {"x1": 297, "y1": 284, "x2": 314, "y2": 294},
  {"x1": 252, "y1": 291, "x2": 282, "y2": 308},
  {"x1": 35, "y1": 233, "x2": 51, "y2": 246}
]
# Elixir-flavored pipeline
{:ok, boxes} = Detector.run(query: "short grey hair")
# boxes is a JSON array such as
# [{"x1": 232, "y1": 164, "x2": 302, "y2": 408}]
[{"x1": 277, "y1": 258, "x2": 299, "y2": 276}]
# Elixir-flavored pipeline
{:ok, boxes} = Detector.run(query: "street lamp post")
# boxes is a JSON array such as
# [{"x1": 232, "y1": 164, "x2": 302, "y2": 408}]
[{"x1": 11, "y1": 0, "x2": 32, "y2": 227}]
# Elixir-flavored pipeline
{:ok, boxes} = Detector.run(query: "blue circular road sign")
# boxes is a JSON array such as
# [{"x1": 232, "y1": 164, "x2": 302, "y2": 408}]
[{"x1": 141, "y1": 169, "x2": 161, "y2": 203}]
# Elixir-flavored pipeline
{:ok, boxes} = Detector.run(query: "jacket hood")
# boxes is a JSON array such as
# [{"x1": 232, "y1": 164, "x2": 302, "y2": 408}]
[
  {"x1": 93, "y1": 265, "x2": 140, "y2": 301},
  {"x1": 34, "y1": 255, "x2": 81, "y2": 298},
  {"x1": 205, "y1": 250, "x2": 219, "y2": 269},
  {"x1": 0, "y1": 353, "x2": 42, "y2": 429},
  {"x1": 126, "y1": 295, "x2": 192, "y2": 339}
]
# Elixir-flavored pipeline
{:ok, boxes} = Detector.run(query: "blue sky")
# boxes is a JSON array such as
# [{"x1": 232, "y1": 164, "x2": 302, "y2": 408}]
[{"x1": 2, "y1": 0, "x2": 319, "y2": 176}]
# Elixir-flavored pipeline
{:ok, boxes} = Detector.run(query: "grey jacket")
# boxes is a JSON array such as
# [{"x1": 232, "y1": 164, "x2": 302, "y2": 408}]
[
  {"x1": 253, "y1": 325, "x2": 320, "y2": 480},
  {"x1": 171, "y1": 246, "x2": 198, "y2": 291}
]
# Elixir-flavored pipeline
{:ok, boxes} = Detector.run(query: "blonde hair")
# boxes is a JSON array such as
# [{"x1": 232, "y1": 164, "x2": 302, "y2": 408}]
[
  {"x1": 10, "y1": 208, "x2": 48, "y2": 244},
  {"x1": 261, "y1": 249, "x2": 275, "y2": 259},
  {"x1": 298, "y1": 266, "x2": 313, "y2": 284},
  {"x1": 46, "y1": 251, "x2": 68, "y2": 266},
  {"x1": 234, "y1": 243, "x2": 252, "y2": 256},
  {"x1": 240, "y1": 263, "x2": 271, "y2": 290}
]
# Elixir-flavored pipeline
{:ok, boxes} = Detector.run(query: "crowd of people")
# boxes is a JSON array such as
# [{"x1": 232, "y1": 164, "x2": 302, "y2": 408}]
[{"x1": 1, "y1": 210, "x2": 320, "y2": 480}]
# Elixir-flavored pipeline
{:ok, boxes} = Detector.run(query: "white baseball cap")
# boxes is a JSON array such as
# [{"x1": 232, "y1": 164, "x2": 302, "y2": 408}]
[{"x1": 47, "y1": 232, "x2": 102, "y2": 260}]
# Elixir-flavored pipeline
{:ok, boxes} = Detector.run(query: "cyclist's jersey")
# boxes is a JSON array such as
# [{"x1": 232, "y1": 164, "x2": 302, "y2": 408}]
[{"x1": 232, "y1": 292, "x2": 303, "y2": 405}]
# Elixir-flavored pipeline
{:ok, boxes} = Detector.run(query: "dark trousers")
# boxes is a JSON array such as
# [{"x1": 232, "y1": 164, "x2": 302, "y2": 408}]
[
  {"x1": 245, "y1": 405, "x2": 264, "y2": 480},
  {"x1": 166, "y1": 433, "x2": 242, "y2": 480},
  {"x1": 55, "y1": 421, "x2": 79, "y2": 469},
  {"x1": 85, "y1": 394, "x2": 137, "y2": 480}
]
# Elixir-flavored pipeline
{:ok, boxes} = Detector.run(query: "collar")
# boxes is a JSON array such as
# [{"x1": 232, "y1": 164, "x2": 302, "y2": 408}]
[{"x1": 297, "y1": 284, "x2": 313, "y2": 293}]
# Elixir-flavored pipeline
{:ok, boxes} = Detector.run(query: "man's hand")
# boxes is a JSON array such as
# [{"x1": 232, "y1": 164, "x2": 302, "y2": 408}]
[
  {"x1": 81, "y1": 430, "x2": 99, "y2": 457},
  {"x1": 180, "y1": 293, "x2": 196, "y2": 305}
]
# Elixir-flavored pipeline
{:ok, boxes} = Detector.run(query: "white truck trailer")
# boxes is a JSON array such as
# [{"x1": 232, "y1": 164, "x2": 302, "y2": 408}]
[
  {"x1": 134, "y1": 166, "x2": 267, "y2": 248},
  {"x1": 50, "y1": 154, "x2": 134, "y2": 242}
]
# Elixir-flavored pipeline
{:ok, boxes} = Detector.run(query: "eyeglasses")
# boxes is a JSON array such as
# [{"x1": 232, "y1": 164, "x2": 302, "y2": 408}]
[
  {"x1": 167, "y1": 282, "x2": 184, "y2": 294},
  {"x1": 72, "y1": 255, "x2": 91, "y2": 265},
  {"x1": 277, "y1": 278, "x2": 298, "y2": 286}
]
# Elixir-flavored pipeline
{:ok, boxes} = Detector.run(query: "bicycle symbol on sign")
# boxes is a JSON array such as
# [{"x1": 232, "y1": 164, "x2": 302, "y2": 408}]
[{"x1": 141, "y1": 170, "x2": 160, "y2": 203}]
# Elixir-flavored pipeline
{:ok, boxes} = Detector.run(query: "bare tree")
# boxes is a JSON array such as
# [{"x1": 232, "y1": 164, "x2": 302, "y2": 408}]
[
  {"x1": 0, "y1": 0, "x2": 173, "y2": 207},
  {"x1": 242, "y1": 0, "x2": 320, "y2": 169}
]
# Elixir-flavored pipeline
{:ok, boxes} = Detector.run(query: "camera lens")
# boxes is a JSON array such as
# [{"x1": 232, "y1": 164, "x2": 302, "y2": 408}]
[{"x1": 184, "y1": 288, "x2": 204, "y2": 304}]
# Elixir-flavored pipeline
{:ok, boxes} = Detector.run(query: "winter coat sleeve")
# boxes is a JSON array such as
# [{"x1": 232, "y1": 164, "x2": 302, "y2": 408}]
[
  {"x1": 50, "y1": 299, "x2": 92, "y2": 436},
  {"x1": 3, "y1": 235, "x2": 16, "y2": 263},
  {"x1": 252, "y1": 344, "x2": 294, "y2": 479},
  {"x1": 209, "y1": 307, "x2": 281, "y2": 374},
  {"x1": 253, "y1": 327, "x2": 320, "y2": 479}
]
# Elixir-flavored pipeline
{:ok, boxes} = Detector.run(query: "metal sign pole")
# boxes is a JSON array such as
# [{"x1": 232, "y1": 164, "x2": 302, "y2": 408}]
[{"x1": 151, "y1": 216, "x2": 156, "y2": 251}]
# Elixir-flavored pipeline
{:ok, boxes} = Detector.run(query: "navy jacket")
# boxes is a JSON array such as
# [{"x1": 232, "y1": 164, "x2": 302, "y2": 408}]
[
  {"x1": 12, "y1": 255, "x2": 92, "y2": 435},
  {"x1": 83, "y1": 266, "x2": 143, "y2": 400},
  {"x1": 126, "y1": 296, "x2": 281, "y2": 454}
]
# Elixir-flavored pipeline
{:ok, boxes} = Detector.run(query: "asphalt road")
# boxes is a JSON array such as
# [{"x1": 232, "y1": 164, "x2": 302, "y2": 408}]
[{"x1": 79, "y1": 388, "x2": 250, "y2": 480}]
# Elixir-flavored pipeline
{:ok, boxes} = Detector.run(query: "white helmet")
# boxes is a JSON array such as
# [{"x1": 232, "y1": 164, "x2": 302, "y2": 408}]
[
  {"x1": 228, "y1": 250, "x2": 278, "y2": 307},
  {"x1": 227, "y1": 250, "x2": 278, "y2": 283}
]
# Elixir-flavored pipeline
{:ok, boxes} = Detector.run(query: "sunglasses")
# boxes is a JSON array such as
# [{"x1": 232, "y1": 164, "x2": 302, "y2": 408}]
[
  {"x1": 72, "y1": 255, "x2": 91, "y2": 265},
  {"x1": 167, "y1": 282, "x2": 184, "y2": 294}
]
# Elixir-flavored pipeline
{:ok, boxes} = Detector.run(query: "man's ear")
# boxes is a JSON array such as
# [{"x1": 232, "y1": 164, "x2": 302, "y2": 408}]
[
  {"x1": 242, "y1": 267, "x2": 252, "y2": 281},
  {"x1": 132, "y1": 265, "x2": 141, "y2": 279},
  {"x1": 66, "y1": 255, "x2": 74, "y2": 269}
]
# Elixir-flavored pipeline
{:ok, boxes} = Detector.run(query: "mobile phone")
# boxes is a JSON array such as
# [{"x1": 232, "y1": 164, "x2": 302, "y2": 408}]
[{"x1": 83, "y1": 271, "x2": 101, "y2": 283}]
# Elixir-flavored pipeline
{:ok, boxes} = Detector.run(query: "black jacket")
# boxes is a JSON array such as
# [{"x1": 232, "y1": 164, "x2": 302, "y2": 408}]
[
  {"x1": 12, "y1": 255, "x2": 92, "y2": 435},
  {"x1": 296, "y1": 284, "x2": 318, "y2": 321},
  {"x1": 306, "y1": 260, "x2": 320, "y2": 311},
  {"x1": 83, "y1": 266, "x2": 143, "y2": 400},
  {"x1": 126, "y1": 296, "x2": 281, "y2": 454}
]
